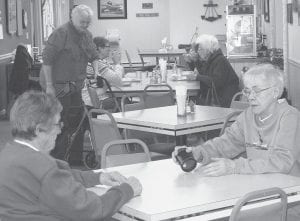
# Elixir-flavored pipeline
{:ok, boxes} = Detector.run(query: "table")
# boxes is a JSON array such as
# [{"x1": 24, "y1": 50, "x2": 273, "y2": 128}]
[
  {"x1": 110, "y1": 70, "x2": 200, "y2": 98},
  {"x1": 100, "y1": 105, "x2": 236, "y2": 136},
  {"x1": 138, "y1": 49, "x2": 186, "y2": 64},
  {"x1": 88, "y1": 159, "x2": 300, "y2": 221}
]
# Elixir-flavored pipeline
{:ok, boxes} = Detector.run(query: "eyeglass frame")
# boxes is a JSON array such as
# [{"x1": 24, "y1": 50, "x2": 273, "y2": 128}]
[{"x1": 242, "y1": 85, "x2": 275, "y2": 98}]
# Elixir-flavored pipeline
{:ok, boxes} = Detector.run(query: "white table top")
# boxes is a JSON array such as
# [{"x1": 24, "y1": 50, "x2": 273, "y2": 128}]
[
  {"x1": 89, "y1": 159, "x2": 300, "y2": 221},
  {"x1": 138, "y1": 49, "x2": 186, "y2": 57},
  {"x1": 111, "y1": 70, "x2": 200, "y2": 95},
  {"x1": 105, "y1": 105, "x2": 237, "y2": 136}
]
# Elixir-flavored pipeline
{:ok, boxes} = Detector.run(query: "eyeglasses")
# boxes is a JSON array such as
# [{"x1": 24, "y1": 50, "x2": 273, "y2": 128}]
[
  {"x1": 242, "y1": 86, "x2": 274, "y2": 98},
  {"x1": 104, "y1": 45, "x2": 110, "y2": 48},
  {"x1": 53, "y1": 122, "x2": 64, "y2": 129}
]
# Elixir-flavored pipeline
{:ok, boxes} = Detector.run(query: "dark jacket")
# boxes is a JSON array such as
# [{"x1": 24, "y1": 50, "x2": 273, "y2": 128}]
[
  {"x1": 197, "y1": 49, "x2": 239, "y2": 107},
  {"x1": 9, "y1": 45, "x2": 33, "y2": 95}
]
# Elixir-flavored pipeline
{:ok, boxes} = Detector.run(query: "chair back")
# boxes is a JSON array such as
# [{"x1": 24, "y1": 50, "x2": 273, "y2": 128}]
[
  {"x1": 125, "y1": 50, "x2": 133, "y2": 67},
  {"x1": 230, "y1": 91, "x2": 249, "y2": 110},
  {"x1": 87, "y1": 84, "x2": 101, "y2": 109},
  {"x1": 143, "y1": 84, "x2": 175, "y2": 108},
  {"x1": 219, "y1": 110, "x2": 243, "y2": 136},
  {"x1": 137, "y1": 48, "x2": 145, "y2": 66},
  {"x1": 88, "y1": 109, "x2": 126, "y2": 157},
  {"x1": 229, "y1": 187, "x2": 287, "y2": 221},
  {"x1": 101, "y1": 139, "x2": 151, "y2": 168},
  {"x1": 121, "y1": 94, "x2": 145, "y2": 112}
]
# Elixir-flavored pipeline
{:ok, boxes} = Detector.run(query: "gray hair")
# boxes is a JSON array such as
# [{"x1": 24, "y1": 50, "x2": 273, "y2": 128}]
[
  {"x1": 243, "y1": 64, "x2": 285, "y2": 98},
  {"x1": 10, "y1": 91, "x2": 63, "y2": 140},
  {"x1": 71, "y1": 4, "x2": 93, "y2": 20},
  {"x1": 195, "y1": 34, "x2": 220, "y2": 54}
]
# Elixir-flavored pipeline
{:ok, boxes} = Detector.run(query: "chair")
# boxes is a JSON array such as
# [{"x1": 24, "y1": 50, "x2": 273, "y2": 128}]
[
  {"x1": 88, "y1": 109, "x2": 127, "y2": 159},
  {"x1": 101, "y1": 139, "x2": 151, "y2": 168},
  {"x1": 137, "y1": 48, "x2": 156, "y2": 71},
  {"x1": 143, "y1": 84, "x2": 175, "y2": 108},
  {"x1": 124, "y1": 50, "x2": 154, "y2": 72},
  {"x1": 86, "y1": 77, "x2": 121, "y2": 113},
  {"x1": 229, "y1": 187, "x2": 287, "y2": 221},
  {"x1": 219, "y1": 110, "x2": 243, "y2": 136},
  {"x1": 121, "y1": 94, "x2": 172, "y2": 158},
  {"x1": 230, "y1": 91, "x2": 249, "y2": 110}
]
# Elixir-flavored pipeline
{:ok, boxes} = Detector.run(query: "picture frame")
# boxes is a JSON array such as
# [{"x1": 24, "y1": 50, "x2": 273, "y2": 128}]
[
  {"x1": 5, "y1": 0, "x2": 17, "y2": 35},
  {"x1": 263, "y1": 0, "x2": 270, "y2": 23},
  {"x1": 98, "y1": 0, "x2": 127, "y2": 19}
]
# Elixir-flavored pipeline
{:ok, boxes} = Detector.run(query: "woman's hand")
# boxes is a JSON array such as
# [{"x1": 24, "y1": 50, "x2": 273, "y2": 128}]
[
  {"x1": 99, "y1": 171, "x2": 127, "y2": 186},
  {"x1": 111, "y1": 50, "x2": 121, "y2": 65},
  {"x1": 199, "y1": 158, "x2": 235, "y2": 176},
  {"x1": 125, "y1": 176, "x2": 142, "y2": 197}
]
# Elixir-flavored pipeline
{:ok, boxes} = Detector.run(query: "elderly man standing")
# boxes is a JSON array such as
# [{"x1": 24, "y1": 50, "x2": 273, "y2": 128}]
[{"x1": 40, "y1": 5, "x2": 99, "y2": 164}]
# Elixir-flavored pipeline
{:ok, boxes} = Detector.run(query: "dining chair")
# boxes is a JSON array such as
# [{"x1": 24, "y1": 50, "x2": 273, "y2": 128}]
[
  {"x1": 86, "y1": 77, "x2": 121, "y2": 113},
  {"x1": 137, "y1": 48, "x2": 156, "y2": 71},
  {"x1": 230, "y1": 91, "x2": 249, "y2": 110},
  {"x1": 101, "y1": 139, "x2": 151, "y2": 168},
  {"x1": 143, "y1": 84, "x2": 175, "y2": 108},
  {"x1": 219, "y1": 110, "x2": 243, "y2": 136},
  {"x1": 124, "y1": 50, "x2": 152, "y2": 73},
  {"x1": 88, "y1": 109, "x2": 127, "y2": 158},
  {"x1": 229, "y1": 187, "x2": 287, "y2": 221},
  {"x1": 121, "y1": 94, "x2": 173, "y2": 158}
]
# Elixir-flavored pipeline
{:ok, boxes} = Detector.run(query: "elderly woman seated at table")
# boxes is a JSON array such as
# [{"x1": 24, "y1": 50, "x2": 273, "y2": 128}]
[
  {"x1": 184, "y1": 34, "x2": 239, "y2": 108},
  {"x1": 0, "y1": 90, "x2": 142, "y2": 221},
  {"x1": 172, "y1": 64, "x2": 300, "y2": 220},
  {"x1": 173, "y1": 63, "x2": 300, "y2": 219},
  {"x1": 173, "y1": 63, "x2": 300, "y2": 176},
  {"x1": 89, "y1": 36, "x2": 124, "y2": 87}
]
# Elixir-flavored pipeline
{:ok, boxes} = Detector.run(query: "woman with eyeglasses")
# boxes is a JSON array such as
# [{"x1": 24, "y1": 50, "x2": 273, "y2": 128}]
[
  {"x1": 172, "y1": 64, "x2": 300, "y2": 219},
  {"x1": 92, "y1": 36, "x2": 124, "y2": 87},
  {"x1": 0, "y1": 90, "x2": 142, "y2": 221},
  {"x1": 173, "y1": 63, "x2": 300, "y2": 176}
]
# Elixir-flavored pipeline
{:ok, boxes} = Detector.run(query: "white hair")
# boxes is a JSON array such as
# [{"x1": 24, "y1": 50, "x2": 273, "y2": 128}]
[
  {"x1": 71, "y1": 4, "x2": 93, "y2": 20},
  {"x1": 243, "y1": 63, "x2": 285, "y2": 98},
  {"x1": 195, "y1": 34, "x2": 220, "y2": 54}
]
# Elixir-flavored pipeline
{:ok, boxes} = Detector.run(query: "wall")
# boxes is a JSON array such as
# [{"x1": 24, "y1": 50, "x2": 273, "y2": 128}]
[
  {"x1": 169, "y1": 0, "x2": 227, "y2": 49},
  {"x1": 287, "y1": 9, "x2": 300, "y2": 109},
  {"x1": 261, "y1": 0, "x2": 283, "y2": 49},
  {"x1": 0, "y1": 0, "x2": 32, "y2": 57},
  {"x1": 74, "y1": 0, "x2": 170, "y2": 63},
  {"x1": 0, "y1": 0, "x2": 32, "y2": 112}
]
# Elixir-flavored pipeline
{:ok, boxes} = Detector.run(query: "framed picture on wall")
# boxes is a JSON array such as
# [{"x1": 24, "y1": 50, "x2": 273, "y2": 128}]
[
  {"x1": 98, "y1": 0, "x2": 127, "y2": 19},
  {"x1": 263, "y1": 0, "x2": 270, "y2": 23},
  {"x1": 5, "y1": 0, "x2": 17, "y2": 35}
]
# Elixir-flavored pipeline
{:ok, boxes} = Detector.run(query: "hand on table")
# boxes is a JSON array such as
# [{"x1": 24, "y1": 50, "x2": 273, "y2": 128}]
[
  {"x1": 196, "y1": 158, "x2": 235, "y2": 177},
  {"x1": 99, "y1": 171, "x2": 127, "y2": 186},
  {"x1": 125, "y1": 176, "x2": 142, "y2": 197}
]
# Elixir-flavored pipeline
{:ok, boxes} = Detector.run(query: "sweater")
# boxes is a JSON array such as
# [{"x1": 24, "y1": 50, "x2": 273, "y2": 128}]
[
  {"x1": 195, "y1": 99, "x2": 300, "y2": 175},
  {"x1": 0, "y1": 142, "x2": 134, "y2": 221}
]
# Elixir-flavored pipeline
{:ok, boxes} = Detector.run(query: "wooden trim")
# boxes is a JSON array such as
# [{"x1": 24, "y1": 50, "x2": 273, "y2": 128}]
[{"x1": 288, "y1": 58, "x2": 300, "y2": 67}]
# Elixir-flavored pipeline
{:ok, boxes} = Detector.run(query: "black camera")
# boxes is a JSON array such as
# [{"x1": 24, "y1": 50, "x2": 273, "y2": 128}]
[
  {"x1": 96, "y1": 75, "x2": 104, "y2": 88},
  {"x1": 175, "y1": 148, "x2": 197, "y2": 172}
]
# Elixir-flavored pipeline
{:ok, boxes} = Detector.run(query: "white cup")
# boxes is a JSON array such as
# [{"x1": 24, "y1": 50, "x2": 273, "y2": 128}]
[{"x1": 176, "y1": 94, "x2": 187, "y2": 116}]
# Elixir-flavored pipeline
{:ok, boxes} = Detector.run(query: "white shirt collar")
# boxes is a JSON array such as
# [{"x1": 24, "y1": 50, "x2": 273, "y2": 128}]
[{"x1": 14, "y1": 139, "x2": 40, "y2": 152}]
